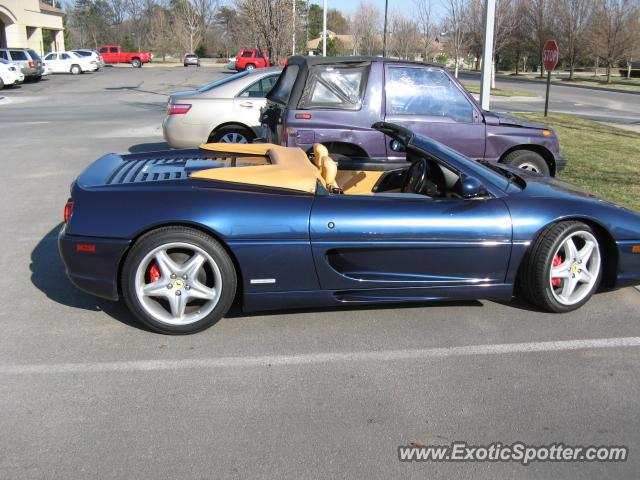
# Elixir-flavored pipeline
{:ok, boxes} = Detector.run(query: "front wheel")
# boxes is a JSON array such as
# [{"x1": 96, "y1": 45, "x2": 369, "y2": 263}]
[
  {"x1": 518, "y1": 222, "x2": 602, "y2": 313},
  {"x1": 121, "y1": 227, "x2": 237, "y2": 334},
  {"x1": 502, "y1": 150, "x2": 550, "y2": 176},
  {"x1": 131, "y1": 58, "x2": 141, "y2": 68}
]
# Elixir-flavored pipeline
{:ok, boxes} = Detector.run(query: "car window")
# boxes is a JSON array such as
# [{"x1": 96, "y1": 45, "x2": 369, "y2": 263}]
[
  {"x1": 44, "y1": 53, "x2": 56, "y2": 60},
  {"x1": 99, "y1": 47, "x2": 108, "y2": 53},
  {"x1": 255, "y1": 51, "x2": 264, "y2": 59},
  {"x1": 386, "y1": 66, "x2": 474, "y2": 123},
  {"x1": 109, "y1": 47, "x2": 118, "y2": 53},
  {"x1": 27, "y1": 50, "x2": 40, "y2": 60},
  {"x1": 75, "y1": 51, "x2": 91, "y2": 57},
  {"x1": 261, "y1": 75, "x2": 278, "y2": 93},
  {"x1": 9, "y1": 50, "x2": 28, "y2": 61},
  {"x1": 267, "y1": 65, "x2": 299, "y2": 104},
  {"x1": 241, "y1": 51, "x2": 252, "y2": 58},
  {"x1": 60, "y1": 53, "x2": 70, "y2": 60},
  {"x1": 0, "y1": 51, "x2": 7, "y2": 60},
  {"x1": 299, "y1": 64, "x2": 368, "y2": 110},
  {"x1": 238, "y1": 75, "x2": 278, "y2": 98}
]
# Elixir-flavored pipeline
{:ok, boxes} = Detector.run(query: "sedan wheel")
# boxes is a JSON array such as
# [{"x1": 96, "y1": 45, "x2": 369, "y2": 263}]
[
  {"x1": 210, "y1": 126, "x2": 255, "y2": 144},
  {"x1": 70, "y1": 64, "x2": 81, "y2": 75},
  {"x1": 220, "y1": 132, "x2": 248, "y2": 143},
  {"x1": 518, "y1": 221, "x2": 602, "y2": 312},
  {"x1": 122, "y1": 227, "x2": 237, "y2": 334}
]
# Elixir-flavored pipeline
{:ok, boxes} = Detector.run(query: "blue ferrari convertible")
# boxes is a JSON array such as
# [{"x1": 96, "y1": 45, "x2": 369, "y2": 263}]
[{"x1": 59, "y1": 123, "x2": 640, "y2": 334}]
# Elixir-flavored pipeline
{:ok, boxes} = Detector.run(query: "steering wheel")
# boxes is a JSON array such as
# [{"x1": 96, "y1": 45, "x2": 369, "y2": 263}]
[{"x1": 402, "y1": 158, "x2": 428, "y2": 194}]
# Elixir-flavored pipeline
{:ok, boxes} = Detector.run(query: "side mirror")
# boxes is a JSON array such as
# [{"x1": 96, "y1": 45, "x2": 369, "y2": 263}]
[
  {"x1": 461, "y1": 176, "x2": 487, "y2": 199},
  {"x1": 389, "y1": 139, "x2": 405, "y2": 152}
]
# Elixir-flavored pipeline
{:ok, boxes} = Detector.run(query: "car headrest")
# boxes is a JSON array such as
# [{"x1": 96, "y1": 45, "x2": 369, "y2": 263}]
[
  {"x1": 312, "y1": 143, "x2": 329, "y2": 169},
  {"x1": 321, "y1": 156, "x2": 339, "y2": 190}
]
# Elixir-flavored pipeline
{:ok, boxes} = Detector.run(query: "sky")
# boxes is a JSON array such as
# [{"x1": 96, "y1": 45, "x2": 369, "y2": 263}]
[{"x1": 307, "y1": 0, "x2": 447, "y2": 19}]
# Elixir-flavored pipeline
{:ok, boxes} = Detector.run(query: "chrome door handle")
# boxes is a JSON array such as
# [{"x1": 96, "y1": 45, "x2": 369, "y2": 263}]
[{"x1": 239, "y1": 102, "x2": 254, "y2": 108}]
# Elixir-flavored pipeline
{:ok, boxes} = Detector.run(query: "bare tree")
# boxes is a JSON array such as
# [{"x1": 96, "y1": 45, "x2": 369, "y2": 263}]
[
  {"x1": 443, "y1": 0, "x2": 469, "y2": 77},
  {"x1": 526, "y1": 0, "x2": 556, "y2": 77},
  {"x1": 557, "y1": 0, "x2": 593, "y2": 79},
  {"x1": 174, "y1": 0, "x2": 203, "y2": 53},
  {"x1": 389, "y1": 12, "x2": 420, "y2": 59},
  {"x1": 350, "y1": 1, "x2": 381, "y2": 55},
  {"x1": 235, "y1": 0, "x2": 291, "y2": 61},
  {"x1": 589, "y1": 0, "x2": 639, "y2": 82},
  {"x1": 414, "y1": 0, "x2": 437, "y2": 61}
]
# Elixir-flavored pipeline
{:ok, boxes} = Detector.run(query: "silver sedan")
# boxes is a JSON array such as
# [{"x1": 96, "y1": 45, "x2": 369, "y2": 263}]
[{"x1": 163, "y1": 67, "x2": 281, "y2": 148}]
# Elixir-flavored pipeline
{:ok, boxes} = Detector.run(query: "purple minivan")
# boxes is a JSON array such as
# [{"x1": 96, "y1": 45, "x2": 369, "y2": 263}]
[{"x1": 261, "y1": 56, "x2": 565, "y2": 176}]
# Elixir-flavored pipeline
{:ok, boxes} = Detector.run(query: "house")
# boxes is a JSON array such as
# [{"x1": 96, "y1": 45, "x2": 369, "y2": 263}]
[{"x1": 0, "y1": 0, "x2": 65, "y2": 55}]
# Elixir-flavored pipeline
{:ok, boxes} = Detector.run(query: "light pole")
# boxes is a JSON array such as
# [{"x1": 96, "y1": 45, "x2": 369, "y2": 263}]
[
  {"x1": 479, "y1": 0, "x2": 496, "y2": 111},
  {"x1": 382, "y1": 0, "x2": 388, "y2": 57},
  {"x1": 292, "y1": 0, "x2": 296, "y2": 55},
  {"x1": 322, "y1": 0, "x2": 327, "y2": 56}
]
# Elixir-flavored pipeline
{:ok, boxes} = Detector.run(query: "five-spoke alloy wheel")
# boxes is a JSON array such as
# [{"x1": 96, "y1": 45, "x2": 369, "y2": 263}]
[
  {"x1": 122, "y1": 227, "x2": 237, "y2": 334},
  {"x1": 519, "y1": 221, "x2": 603, "y2": 313}
]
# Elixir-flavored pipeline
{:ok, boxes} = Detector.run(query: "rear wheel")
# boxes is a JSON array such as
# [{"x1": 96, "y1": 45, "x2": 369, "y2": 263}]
[
  {"x1": 132, "y1": 58, "x2": 141, "y2": 68},
  {"x1": 502, "y1": 150, "x2": 550, "y2": 176},
  {"x1": 70, "y1": 64, "x2": 81, "y2": 75},
  {"x1": 122, "y1": 227, "x2": 237, "y2": 334},
  {"x1": 518, "y1": 221, "x2": 602, "y2": 313},
  {"x1": 245, "y1": 63, "x2": 256, "y2": 71},
  {"x1": 210, "y1": 125, "x2": 255, "y2": 144}
]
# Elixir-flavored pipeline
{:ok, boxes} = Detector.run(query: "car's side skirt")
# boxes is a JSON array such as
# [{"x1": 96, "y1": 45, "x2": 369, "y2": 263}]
[{"x1": 242, "y1": 284, "x2": 514, "y2": 312}]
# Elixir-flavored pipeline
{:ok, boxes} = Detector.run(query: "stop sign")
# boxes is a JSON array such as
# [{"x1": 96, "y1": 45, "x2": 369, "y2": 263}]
[{"x1": 543, "y1": 40, "x2": 559, "y2": 72}]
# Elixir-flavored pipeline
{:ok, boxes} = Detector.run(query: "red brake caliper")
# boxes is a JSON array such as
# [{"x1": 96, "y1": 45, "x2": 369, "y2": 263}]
[
  {"x1": 148, "y1": 263, "x2": 161, "y2": 283},
  {"x1": 551, "y1": 255, "x2": 562, "y2": 287}
]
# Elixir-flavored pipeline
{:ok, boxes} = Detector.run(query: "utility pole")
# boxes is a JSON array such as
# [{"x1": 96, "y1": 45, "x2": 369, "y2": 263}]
[
  {"x1": 383, "y1": 0, "x2": 389, "y2": 57},
  {"x1": 322, "y1": 0, "x2": 327, "y2": 56},
  {"x1": 292, "y1": 0, "x2": 296, "y2": 55},
  {"x1": 479, "y1": 0, "x2": 496, "y2": 111}
]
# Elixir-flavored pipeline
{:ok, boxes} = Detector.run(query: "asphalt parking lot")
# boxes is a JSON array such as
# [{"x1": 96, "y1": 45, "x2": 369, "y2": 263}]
[{"x1": 1, "y1": 67, "x2": 640, "y2": 479}]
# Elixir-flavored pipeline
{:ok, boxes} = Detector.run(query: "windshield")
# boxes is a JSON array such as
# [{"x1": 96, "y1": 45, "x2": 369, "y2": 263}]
[{"x1": 197, "y1": 71, "x2": 249, "y2": 93}]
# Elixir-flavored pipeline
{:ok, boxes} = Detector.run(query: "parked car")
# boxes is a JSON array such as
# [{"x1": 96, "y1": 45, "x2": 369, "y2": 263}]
[
  {"x1": 619, "y1": 62, "x2": 640, "y2": 78},
  {"x1": 42, "y1": 61, "x2": 50, "y2": 76},
  {"x1": 226, "y1": 56, "x2": 236, "y2": 70},
  {"x1": 43, "y1": 51, "x2": 98, "y2": 74},
  {"x1": 70, "y1": 48, "x2": 105, "y2": 69},
  {"x1": 97, "y1": 45, "x2": 151, "y2": 67},
  {"x1": 0, "y1": 48, "x2": 44, "y2": 81},
  {"x1": 59, "y1": 123, "x2": 640, "y2": 334},
  {"x1": 0, "y1": 58, "x2": 24, "y2": 88},
  {"x1": 163, "y1": 67, "x2": 281, "y2": 148},
  {"x1": 262, "y1": 56, "x2": 566, "y2": 176},
  {"x1": 234, "y1": 49, "x2": 271, "y2": 71},
  {"x1": 183, "y1": 53, "x2": 200, "y2": 67}
]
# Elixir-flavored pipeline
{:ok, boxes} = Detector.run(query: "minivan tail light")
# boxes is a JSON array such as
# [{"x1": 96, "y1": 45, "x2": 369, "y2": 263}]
[
  {"x1": 295, "y1": 113, "x2": 312, "y2": 119},
  {"x1": 168, "y1": 103, "x2": 192, "y2": 115},
  {"x1": 64, "y1": 198, "x2": 73, "y2": 223}
]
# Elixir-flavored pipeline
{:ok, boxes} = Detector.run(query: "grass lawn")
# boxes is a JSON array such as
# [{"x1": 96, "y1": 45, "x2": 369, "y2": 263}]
[
  {"x1": 462, "y1": 83, "x2": 538, "y2": 97},
  {"x1": 513, "y1": 113, "x2": 640, "y2": 211}
]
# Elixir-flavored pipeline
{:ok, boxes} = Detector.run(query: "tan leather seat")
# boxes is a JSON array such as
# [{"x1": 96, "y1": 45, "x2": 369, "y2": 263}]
[{"x1": 312, "y1": 143, "x2": 328, "y2": 170}]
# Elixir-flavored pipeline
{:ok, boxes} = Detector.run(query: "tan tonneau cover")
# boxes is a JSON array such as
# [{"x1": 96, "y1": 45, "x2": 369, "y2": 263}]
[{"x1": 192, "y1": 143, "x2": 321, "y2": 193}]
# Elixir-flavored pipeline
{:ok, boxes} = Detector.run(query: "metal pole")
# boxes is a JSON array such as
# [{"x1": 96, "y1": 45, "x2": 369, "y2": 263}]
[
  {"x1": 383, "y1": 0, "x2": 388, "y2": 57},
  {"x1": 479, "y1": 0, "x2": 496, "y2": 111},
  {"x1": 322, "y1": 0, "x2": 327, "y2": 56},
  {"x1": 544, "y1": 70, "x2": 551, "y2": 116},
  {"x1": 292, "y1": 0, "x2": 296, "y2": 55}
]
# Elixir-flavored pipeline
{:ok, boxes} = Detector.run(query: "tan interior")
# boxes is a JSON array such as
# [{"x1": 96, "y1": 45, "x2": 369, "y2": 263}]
[{"x1": 194, "y1": 141, "x2": 385, "y2": 195}]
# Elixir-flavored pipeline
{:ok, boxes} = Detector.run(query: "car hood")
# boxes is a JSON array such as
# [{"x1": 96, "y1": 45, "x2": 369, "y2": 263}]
[{"x1": 490, "y1": 112, "x2": 549, "y2": 129}]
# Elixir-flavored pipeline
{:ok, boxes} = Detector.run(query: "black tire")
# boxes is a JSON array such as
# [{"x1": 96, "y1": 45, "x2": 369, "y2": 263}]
[
  {"x1": 0, "y1": 78, "x2": 4, "y2": 90},
  {"x1": 502, "y1": 150, "x2": 550, "y2": 176},
  {"x1": 70, "y1": 64, "x2": 81, "y2": 75},
  {"x1": 245, "y1": 63, "x2": 256, "y2": 71},
  {"x1": 121, "y1": 227, "x2": 237, "y2": 334},
  {"x1": 132, "y1": 58, "x2": 141, "y2": 68},
  {"x1": 210, "y1": 125, "x2": 255, "y2": 144},
  {"x1": 32, "y1": 75, "x2": 42, "y2": 82},
  {"x1": 518, "y1": 221, "x2": 602, "y2": 313}
]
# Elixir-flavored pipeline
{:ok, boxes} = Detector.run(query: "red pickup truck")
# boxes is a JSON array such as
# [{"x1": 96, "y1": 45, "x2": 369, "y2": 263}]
[{"x1": 98, "y1": 45, "x2": 151, "y2": 68}]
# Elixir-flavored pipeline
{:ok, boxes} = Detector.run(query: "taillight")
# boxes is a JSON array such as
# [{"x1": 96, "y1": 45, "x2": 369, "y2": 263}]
[
  {"x1": 295, "y1": 113, "x2": 312, "y2": 119},
  {"x1": 28, "y1": 60, "x2": 35, "y2": 68},
  {"x1": 168, "y1": 103, "x2": 191, "y2": 115},
  {"x1": 64, "y1": 198, "x2": 73, "y2": 223}
]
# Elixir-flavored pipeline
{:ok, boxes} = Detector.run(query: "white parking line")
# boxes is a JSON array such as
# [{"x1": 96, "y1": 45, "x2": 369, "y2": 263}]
[{"x1": 2, "y1": 337, "x2": 640, "y2": 375}]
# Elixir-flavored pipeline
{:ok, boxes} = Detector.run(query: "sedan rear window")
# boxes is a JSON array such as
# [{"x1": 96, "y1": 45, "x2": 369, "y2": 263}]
[{"x1": 299, "y1": 64, "x2": 368, "y2": 110}]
